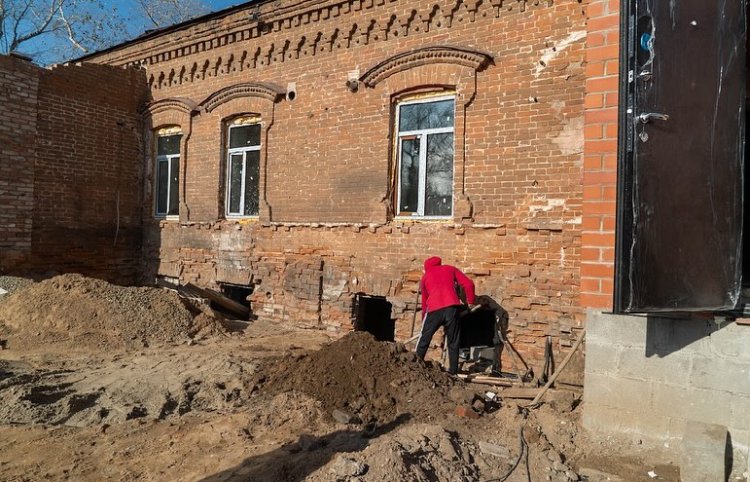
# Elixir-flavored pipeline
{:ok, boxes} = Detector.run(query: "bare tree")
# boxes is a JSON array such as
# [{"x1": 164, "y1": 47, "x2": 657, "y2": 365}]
[
  {"x1": 0, "y1": 0, "x2": 210, "y2": 64},
  {"x1": 135, "y1": 0, "x2": 209, "y2": 29}
]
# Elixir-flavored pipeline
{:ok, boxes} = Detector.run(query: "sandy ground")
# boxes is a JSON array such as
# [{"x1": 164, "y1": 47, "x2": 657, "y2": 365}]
[{"x1": 0, "y1": 276, "x2": 682, "y2": 482}]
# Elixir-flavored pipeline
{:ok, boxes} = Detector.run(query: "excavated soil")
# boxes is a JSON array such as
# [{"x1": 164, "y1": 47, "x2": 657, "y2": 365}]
[
  {"x1": 0, "y1": 274, "x2": 218, "y2": 351},
  {"x1": 0, "y1": 275, "x2": 683, "y2": 482},
  {"x1": 261, "y1": 331, "x2": 461, "y2": 424}
]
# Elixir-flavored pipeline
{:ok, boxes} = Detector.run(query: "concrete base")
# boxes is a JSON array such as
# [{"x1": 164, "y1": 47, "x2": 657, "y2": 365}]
[
  {"x1": 680, "y1": 421, "x2": 729, "y2": 482},
  {"x1": 583, "y1": 310, "x2": 750, "y2": 480}
]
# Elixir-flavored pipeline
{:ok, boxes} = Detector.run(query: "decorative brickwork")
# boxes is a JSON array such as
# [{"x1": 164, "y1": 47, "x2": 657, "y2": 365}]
[{"x1": 359, "y1": 45, "x2": 493, "y2": 87}]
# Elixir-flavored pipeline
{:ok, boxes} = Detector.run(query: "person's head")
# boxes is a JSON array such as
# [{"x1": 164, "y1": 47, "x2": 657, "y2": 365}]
[{"x1": 423, "y1": 256, "x2": 442, "y2": 272}]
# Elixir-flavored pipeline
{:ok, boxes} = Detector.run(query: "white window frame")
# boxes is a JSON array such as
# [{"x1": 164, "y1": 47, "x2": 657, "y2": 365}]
[
  {"x1": 225, "y1": 122, "x2": 262, "y2": 218},
  {"x1": 154, "y1": 133, "x2": 181, "y2": 219},
  {"x1": 395, "y1": 95, "x2": 456, "y2": 219}
]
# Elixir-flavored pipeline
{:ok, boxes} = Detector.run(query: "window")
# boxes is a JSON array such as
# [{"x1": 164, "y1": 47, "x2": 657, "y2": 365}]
[
  {"x1": 226, "y1": 119, "x2": 261, "y2": 217},
  {"x1": 155, "y1": 131, "x2": 181, "y2": 217},
  {"x1": 396, "y1": 96, "x2": 455, "y2": 217}
]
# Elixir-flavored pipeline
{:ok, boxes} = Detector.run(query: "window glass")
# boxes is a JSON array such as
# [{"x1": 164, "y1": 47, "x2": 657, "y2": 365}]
[
  {"x1": 168, "y1": 157, "x2": 180, "y2": 216},
  {"x1": 229, "y1": 124, "x2": 261, "y2": 149},
  {"x1": 244, "y1": 150, "x2": 260, "y2": 216},
  {"x1": 399, "y1": 138, "x2": 420, "y2": 213},
  {"x1": 395, "y1": 96, "x2": 455, "y2": 217},
  {"x1": 228, "y1": 153, "x2": 243, "y2": 214},
  {"x1": 157, "y1": 134, "x2": 182, "y2": 156},
  {"x1": 425, "y1": 133, "x2": 454, "y2": 216},
  {"x1": 157, "y1": 160, "x2": 169, "y2": 214},
  {"x1": 399, "y1": 99, "x2": 455, "y2": 132}
]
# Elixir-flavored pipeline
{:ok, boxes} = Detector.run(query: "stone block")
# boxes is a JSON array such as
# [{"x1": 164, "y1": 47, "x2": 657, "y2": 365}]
[
  {"x1": 706, "y1": 323, "x2": 750, "y2": 362},
  {"x1": 644, "y1": 317, "x2": 715, "y2": 358},
  {"x1": 617, "y1": 345, "x2": 691, "y2": 386},
  {"x1": 583, "y1": 404, "x2": 672, "y2": 438},
  {"x1": 583, "y1": 372, "x2": 652, "y2": 409},
  {"x1": 651, "y1": 385, "x2": 733, "y2": 428},
  {"x1": 585, "y1": 311, "x2": 648, "y2": 348},
  {"x1": 583, "y1": 341, "x2": 620, "y2": 376},
  {"x1": 690, "y1": 357, "x2": 750, "y2": 396},
  {"x1": 679, "y1": 421, "x2": 729, "y2": 482}
]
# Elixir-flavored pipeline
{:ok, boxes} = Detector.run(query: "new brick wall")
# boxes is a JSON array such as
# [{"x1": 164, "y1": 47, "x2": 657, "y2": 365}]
[
  {"x1": 581, "y1": 0, "x2": 619, "y2": 309},
  {"x1": 87, "y1": 0, "x2": 588, "y2": 369},
  {"x1": 0, "y1": 55, "x2": 39, "y2": 271}
]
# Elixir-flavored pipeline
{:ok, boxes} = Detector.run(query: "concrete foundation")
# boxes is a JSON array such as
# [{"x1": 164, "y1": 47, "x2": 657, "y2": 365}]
[{"x1": 583, "y1": 310, "x2": 750, "y2": 480}]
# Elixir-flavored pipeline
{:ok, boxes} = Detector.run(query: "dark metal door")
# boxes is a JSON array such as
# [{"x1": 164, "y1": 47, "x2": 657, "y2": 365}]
[{"x1": 615, "y1": 0, "x2": 746, "y2": 312}]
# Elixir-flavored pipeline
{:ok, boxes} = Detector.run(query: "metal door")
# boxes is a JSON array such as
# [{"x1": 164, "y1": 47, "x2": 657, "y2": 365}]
[{"x1": 615, "y1": 0, "x2": 746, "y2": 312}]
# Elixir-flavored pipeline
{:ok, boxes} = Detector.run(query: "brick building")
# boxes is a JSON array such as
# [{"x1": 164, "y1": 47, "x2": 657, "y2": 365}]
[
  {"x1": 2, "y1": 0, "x2": 747, "y2": 472},
  {"x1": 77, "y1": 0, "x2": 589, "y2": 364}
]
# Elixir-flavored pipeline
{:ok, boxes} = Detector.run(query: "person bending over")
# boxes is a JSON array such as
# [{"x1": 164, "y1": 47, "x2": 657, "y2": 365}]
[{"x1": 416, "y1": 256, "x2": 475, "y2": 375}]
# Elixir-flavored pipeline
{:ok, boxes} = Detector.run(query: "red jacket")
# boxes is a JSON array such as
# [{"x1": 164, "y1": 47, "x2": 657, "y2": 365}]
[{"x1": 420, "y1": 256, "x2": 476, "y2": 313}]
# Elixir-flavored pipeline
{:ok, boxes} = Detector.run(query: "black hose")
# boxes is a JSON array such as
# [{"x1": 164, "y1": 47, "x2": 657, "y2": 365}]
[{"x1": 483, "y1": 425, "x2": 530, "y2": 482}]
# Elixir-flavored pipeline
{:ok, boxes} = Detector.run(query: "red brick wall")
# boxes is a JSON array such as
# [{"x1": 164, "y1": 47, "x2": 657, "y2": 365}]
[
  {"x1": 581, "y1": 0, "x2": 619, "y2": 309},
  {"x1": 0, "y1": 56, "x2": 149, "y2": 283},
  {"x1": 88, "y1": 0, "x2": 588, "y2": 367},
  {"x1": 0, "y1": 55, "x2": 39, "y2": 271},
  {"x1": 29, "y1": 63, "x2": 150, "y2": 283}
]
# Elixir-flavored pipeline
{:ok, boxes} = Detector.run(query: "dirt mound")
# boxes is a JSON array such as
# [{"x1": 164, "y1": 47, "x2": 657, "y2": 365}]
[
  {"x1": 261, "y1": 331, "x2": 459, "y2": 423},
  {"x1": 0, "y1": 273, "x2": 216, "y2": 351}
]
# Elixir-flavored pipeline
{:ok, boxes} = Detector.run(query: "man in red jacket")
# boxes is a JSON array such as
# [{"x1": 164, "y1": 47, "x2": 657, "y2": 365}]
[{"x1": 416, "y1": 256, "x2": 476, "y2": 375}]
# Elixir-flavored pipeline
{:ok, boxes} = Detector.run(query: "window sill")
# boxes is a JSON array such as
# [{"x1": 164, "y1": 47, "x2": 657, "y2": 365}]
[
  {"x1": 226, "y1": 216, "x2": 260, "y2": 224},
  {"x1": 155, "y1": 215, "x2": 179, "y2": 222},
  {"x1": 394, "y1": 216, "x2": 453, "y2": 222}
]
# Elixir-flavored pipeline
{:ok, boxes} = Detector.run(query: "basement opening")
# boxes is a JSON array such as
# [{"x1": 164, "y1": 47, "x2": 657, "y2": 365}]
[
  {"x1": 214, "y1": 283, "x2": 253, "y2": 321},
  {"x1": 351, "y1": 293, "x2": 395, "y2": 342}
]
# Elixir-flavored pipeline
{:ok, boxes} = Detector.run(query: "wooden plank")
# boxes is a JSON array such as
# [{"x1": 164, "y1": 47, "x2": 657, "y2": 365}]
[
  {"x1": 497, "y1": 388, "x2": 540, "y2": 399},
  {"x1": 457, "y1": 374, "x2": 515, "y2": 387},
  {"x1": 185, "y1": 283, "x2": 250, "y2": 318}
]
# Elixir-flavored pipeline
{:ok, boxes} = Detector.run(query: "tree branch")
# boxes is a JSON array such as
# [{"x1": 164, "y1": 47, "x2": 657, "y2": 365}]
[
  {"x1": 56, "y1": 2, "x2": 86, "y2": 52},
  {"x1": 11, "y1": 0, "x2": 61, "y2": 51}
]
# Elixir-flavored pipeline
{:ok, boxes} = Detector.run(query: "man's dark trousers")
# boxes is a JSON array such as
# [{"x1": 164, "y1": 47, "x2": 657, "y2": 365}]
[{"x1": 415, "y1": 306, "x2": 460, "y2": 375}]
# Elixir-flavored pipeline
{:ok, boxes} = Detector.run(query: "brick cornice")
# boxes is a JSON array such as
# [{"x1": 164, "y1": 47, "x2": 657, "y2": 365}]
[
  {"x1": 359, "y1": 46, "x2": 493, "y2": 88},
  {"x1": 199, "y1": 82, "x2": 286, "y2": 113},
  {"x1": 84, "y1": 0, "x2": 552, "y2": 91}
]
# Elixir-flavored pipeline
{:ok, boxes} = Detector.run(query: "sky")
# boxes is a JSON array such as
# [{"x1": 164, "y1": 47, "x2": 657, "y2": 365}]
[{"x1": 17, "y1": 0, "x2": 249, "y2": 64}]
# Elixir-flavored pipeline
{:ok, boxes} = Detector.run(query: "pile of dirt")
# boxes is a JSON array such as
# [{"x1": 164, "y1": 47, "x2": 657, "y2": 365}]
[
  {"x1": 261, "y1": 331, "x2": 460, "y2": 424},
  {"x1": 0, "y1": 273, "x2": 219, "y2": 351}
]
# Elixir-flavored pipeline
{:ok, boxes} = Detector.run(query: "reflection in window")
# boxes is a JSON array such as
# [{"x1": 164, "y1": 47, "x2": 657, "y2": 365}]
[
  {"x1": 396, "y1": 97, "x2": 455, "y2": 217},
  {"x1": 155, "y1": 132, "x2": 181, "y2": 217},
  {"x1": 226, "y1": 120, "x2": 261, "y2": 217}
]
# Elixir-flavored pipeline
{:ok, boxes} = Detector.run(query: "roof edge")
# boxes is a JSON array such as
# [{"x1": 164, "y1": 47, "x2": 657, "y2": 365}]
[{"x1": 73, "y1": 0, "x2": 267, "y2": 63}]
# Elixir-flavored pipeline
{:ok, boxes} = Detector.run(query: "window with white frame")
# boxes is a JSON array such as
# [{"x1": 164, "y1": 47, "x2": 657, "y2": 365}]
[
  {"x1": 226, "y1": 118, "x2": 261, "y2": 217},
  {"x1": 155, "y1": 131, "x2": 181, "y2": 217},
  {"x1": 396, "y1": 96, "x2": 455, "y2": 217}
]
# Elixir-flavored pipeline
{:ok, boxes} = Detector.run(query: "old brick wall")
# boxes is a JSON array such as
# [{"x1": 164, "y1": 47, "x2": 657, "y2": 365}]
[
  {"x1": 87, "y1": 0, "x2": 587, "y2": 368},
  {"x1": 0, "y1": 55, "x2": 39, "y2": 272},
  {"x1": 29, "y1": 64, "x2": 150, "y2": 284}
]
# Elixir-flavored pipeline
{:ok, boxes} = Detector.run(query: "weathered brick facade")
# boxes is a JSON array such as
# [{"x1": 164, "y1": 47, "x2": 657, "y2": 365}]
[
  {"x1": 0, "y1": 57, "x2": 149, "y2": 284},
  {"x1": 79, "y1": 0, "x2": 589, "y2": 366}
]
